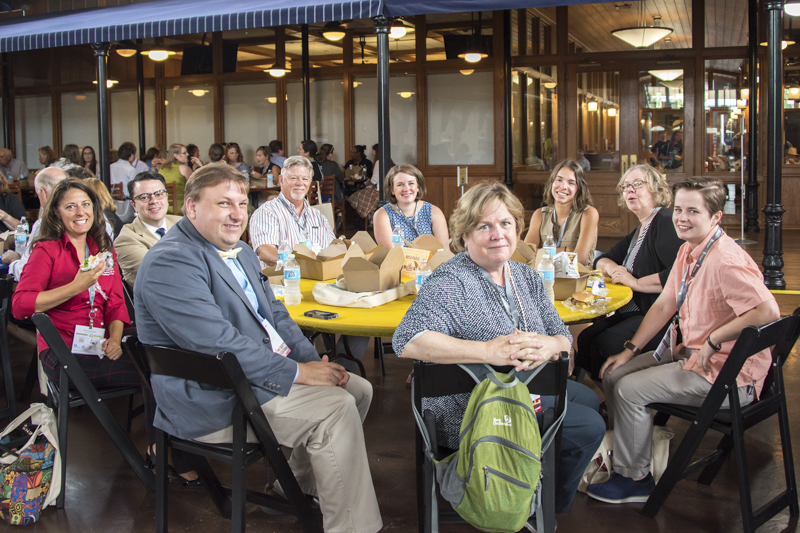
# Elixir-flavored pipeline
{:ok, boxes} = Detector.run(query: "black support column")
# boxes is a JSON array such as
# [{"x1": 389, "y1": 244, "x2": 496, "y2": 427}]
[
  {"x1": 302, "y1": 24, "x2": 311, "y2": 141},
  {"x1": 91, "y1": 42, "x2": 111, "y2": 188},
  {"x1": 762, "y1": 0, "x2": 786, "y2": 289},
  {"x1": 503, "y1": 10, "x2": 513, "y2": 189},
  {"x1": 136, "y1": 39, "x2": 146, "y2": 159},
  {"x1": 1, "y1": 53, "x2": 10, "y2": 150},
  {"x1": 373, "y1": 15, "x2": 391, "y2": 203},
  {"x1": 745, "y1": 0, "x2": 760, "y2": 233}
]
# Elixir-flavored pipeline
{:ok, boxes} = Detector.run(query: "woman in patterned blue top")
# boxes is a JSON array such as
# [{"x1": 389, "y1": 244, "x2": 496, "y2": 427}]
[
  {"x1": 392, "y1": 181, "x2": 604, "y2": 514},
  {"x1": 373, "y1": 164, "x2": 449, "y2": 247}
]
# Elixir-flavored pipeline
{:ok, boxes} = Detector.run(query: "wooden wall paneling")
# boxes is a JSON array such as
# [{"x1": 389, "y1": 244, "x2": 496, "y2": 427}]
[
  {"x1": 343, "y1": 30, "x2": 354, "y2": 154},
  {"x1": 154, "y1": 60, "x2": 166, "y2": 148},
  {"x1": 782, "y1": 177, "x2": 800, "y2": 229},
  {"x1": 424, "y1": 175, "x2": 444, "y2": 218},
  {"x1": 275, "y1": 27, "x2": 288, "y2": 148}
]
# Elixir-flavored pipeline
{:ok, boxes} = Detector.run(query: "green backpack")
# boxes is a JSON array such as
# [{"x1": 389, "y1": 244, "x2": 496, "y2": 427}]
[{"x1": 413, "y1": 364, "x2": 566, "y2": 533}]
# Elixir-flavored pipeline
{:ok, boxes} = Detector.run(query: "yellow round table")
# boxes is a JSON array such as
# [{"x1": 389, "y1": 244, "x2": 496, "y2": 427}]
[{"x1": 285, "y1": 279, "x2": 633, "y2": 337}]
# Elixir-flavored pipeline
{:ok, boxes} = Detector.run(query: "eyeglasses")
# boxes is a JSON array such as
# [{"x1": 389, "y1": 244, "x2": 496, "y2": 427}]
[
  {"x1": 133, "y1": 189, "x2": 168, "y2": 202},
  {"x1": 618, "y1": 180, "x2": 646, "y2": 193}
]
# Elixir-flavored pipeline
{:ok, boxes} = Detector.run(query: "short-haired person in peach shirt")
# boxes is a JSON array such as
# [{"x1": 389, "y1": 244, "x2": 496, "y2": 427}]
[{"x1": 586, "y1": 177, "x2": 780, "y2": 505}]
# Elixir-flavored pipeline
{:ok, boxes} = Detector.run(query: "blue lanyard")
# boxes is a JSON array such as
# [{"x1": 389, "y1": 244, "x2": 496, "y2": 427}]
[
  {"x1": 552, "y1": 208, "x2": 572, "y2": 247},
  {"x1": 676, "y1": 226, "x2": 723, "y2": 317}
]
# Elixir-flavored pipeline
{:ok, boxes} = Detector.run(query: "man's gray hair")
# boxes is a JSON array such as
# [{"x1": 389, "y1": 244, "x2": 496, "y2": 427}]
[
  {"x1": 282, "y1": 155, "x2": 313, "y2": 175},
  {"x1": 0, "y1": 148, "x2": 10, "y2": 158},
  {"x1": 34, "y1": 167, "x2": 68, "y2": 194}
]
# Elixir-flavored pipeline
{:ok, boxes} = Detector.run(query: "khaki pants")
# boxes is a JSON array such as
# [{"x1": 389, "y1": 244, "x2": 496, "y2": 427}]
[
  {"x1": 196, "y1": 374, "x2": 382, "y2": 533},
  {"x1": 602, "y1": 349, "x2": 754, "y2": 479}
]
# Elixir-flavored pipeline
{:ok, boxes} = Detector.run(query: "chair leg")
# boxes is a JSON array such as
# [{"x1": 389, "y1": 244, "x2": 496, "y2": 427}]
[
  {"x1": 20, "y1": 347, "x2": 38, "y2": 401},
  {"x1": 192, "y1": 455, "x2": 231, "y2": 519},
  {"x1": 124, "y1": 394, "x2": 134, "y2": 433},
  {"x1": 641, "y1": 412, "x2": 710, "y2": 518},
  {"x1": 697, "y1": 435, "x2": 733, "y2": 485},
  {"x1": 730, "y1": 411, "x2": 756, "y2": 533},
  {"x1": 777, "y1": 399, "x2": 800, "y2": 515},
  {"x1": 155, "y1": 430, "x2": 169, "y2": 533},
  {"x1": 231, "y1": 408, "x2": 246, "y2": 533},
  {"x1": 56, "y1": 368, "x2": 70, "y2": 509},
  {"x1": 0, "y1": 316, "x2": 16, "y2": 421}
]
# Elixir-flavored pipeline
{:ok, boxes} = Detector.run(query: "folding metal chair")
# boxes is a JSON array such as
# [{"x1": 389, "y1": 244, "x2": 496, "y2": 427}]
[
  {"x1": 643, "y1": 309, "x2": 800, "y2": 532},
  {"x1": 125, "y1": 337, "x2": 322, "y2": 533},
  {"x1": 31, "y1": 313, "x2": 153, "y2": 508}
]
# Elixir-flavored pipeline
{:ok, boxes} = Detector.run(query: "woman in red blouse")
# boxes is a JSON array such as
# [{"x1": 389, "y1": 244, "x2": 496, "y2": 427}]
[{"x1": 11, "y1": 179, "x2": 201, "y2": 484}]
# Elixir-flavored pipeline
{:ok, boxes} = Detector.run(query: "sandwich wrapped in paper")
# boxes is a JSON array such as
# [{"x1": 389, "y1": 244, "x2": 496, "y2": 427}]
[
  {"x1": 562, "y1": 290, "x2": 608, "y2": 315},
  {"x1": 81, "y1": 251, "x2": 114, "y2": 272}
]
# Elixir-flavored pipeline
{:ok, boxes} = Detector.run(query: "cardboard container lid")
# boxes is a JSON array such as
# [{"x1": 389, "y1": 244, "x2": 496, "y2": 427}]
[{"x1": 510, "y1": 242, "x2": 538, "y2": 265}]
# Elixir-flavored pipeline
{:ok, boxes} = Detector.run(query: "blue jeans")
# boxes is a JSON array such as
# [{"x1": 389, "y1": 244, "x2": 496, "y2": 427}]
[{"x1": 539, "y1": 380, "x2": 605, "y2": 514}]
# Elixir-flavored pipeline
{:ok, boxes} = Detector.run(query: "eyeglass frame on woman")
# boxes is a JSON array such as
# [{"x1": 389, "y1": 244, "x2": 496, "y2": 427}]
[
  {"x1": 618, "y1": 180, "x2": 646, "y2": 193},
  {"x1": 133, "y1": 189, "x2": 168, "y2": 202}
]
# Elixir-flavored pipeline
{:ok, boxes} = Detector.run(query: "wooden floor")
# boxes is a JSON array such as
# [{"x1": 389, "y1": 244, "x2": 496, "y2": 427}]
[{"x1": 2, "y1": 227, "x2": 800, "y2": 533}]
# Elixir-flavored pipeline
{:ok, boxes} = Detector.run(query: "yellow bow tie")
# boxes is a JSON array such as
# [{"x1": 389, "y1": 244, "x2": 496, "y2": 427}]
[{"x1": 217, "y1": 248, "x2": 242, "y2": 260}]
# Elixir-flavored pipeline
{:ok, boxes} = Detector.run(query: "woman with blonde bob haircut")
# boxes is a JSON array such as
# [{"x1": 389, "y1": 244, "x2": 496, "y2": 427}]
[
  {"x1": 575, "y1": 164, "x2": 683, "y2": 381},
  {"x1": 524, "y1": 159, "x2": 599, "y2": 266},
  {"x1": 393, "y1": 180, "x2": 604, "y2": 515},
  {"x1": 373, "y1": 163, "x2": 449, "y2": 247}
]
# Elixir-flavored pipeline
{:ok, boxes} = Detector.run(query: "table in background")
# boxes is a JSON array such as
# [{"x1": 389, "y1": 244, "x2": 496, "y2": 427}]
[{"x1": 249, "y1": 186, "x2": 280, "y2": 208}]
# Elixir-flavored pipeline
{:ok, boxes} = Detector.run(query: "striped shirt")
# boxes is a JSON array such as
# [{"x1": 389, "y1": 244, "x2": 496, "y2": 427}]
[{"x1": 249, "y1": 192, "x2": 335, "y2": 268}]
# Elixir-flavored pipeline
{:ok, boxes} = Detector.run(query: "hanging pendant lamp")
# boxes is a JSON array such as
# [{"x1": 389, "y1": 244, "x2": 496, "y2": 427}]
[{"x1": 612, "y1": 5, "x2": 673, "y2": 48}]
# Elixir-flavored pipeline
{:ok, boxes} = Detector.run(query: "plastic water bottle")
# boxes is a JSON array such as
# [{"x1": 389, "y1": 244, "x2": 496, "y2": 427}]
[
  {"x1": 543, "y1": 234, "x2": 557, "y2": 259},
  {"x1": 283, "y1": 255, "x2": 302, "y2": 306},
  {"x1": 277, "y1": 240, "x2": 291, "y2": 270},
  {"x1": 19, "y1": 216, "x2": 28, "y2": 234},
  {"x1": 537, "y1": 253, "x2": 555, "y2": 304},
  {"x1": 391, "y1": 227, "x2": 404, "y2": 248},
  {"x1": 415, "y1": 261, "x2": 431, "y2": 293},
  {"x1": 14, "y1": 222, "x2": 27, "y2": 254}
]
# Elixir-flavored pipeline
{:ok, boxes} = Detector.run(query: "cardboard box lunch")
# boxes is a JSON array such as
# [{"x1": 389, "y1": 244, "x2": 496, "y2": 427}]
[
  {"x1": 339, "y1": 231, "x2": 380, "y2": 255},
  {"x1": 399, "y1": 235, "x2": 452, "y2": 274},
  {"x1": 533, "y1": 249, "x2": 590, "y2": 300},
  {"x1": 341, "y1": 244, "x2": 405, "y2": 292},
  {"x1": 262, "y1": 242, "x2": 348, "y2": 281},
  {"x1": 509, "y1": 241, "x2": 538, "y2": 267}
]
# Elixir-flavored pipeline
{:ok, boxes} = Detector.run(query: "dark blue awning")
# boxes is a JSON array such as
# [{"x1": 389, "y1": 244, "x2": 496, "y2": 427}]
[
  {"x1": 0, "y1": 0, "x2": 599, "y2": 54},
  {"x1": 0, "y1": 0, "x2": 383, "y2": 53}
]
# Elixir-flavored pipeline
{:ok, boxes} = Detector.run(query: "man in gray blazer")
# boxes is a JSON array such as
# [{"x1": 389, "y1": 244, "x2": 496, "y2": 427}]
[
  {"x1": 115, "y1": 171, "x2": 182, "y2": 286},
  {"x1": 135, "y1": 163, "x2": 382, "y2": 533}
]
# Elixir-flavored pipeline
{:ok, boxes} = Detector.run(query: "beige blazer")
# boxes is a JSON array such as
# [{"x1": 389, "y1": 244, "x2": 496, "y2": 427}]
[{"x1": 115, "y1": 215, "x2": 182, "y2": 286}]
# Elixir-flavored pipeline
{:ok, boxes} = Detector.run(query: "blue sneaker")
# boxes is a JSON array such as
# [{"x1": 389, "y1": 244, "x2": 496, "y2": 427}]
[{"x1": 586, "y1": 473, "x2": 655, "y2": 504}]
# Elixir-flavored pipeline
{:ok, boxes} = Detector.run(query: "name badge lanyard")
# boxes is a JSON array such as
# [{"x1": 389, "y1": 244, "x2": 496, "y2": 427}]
[
  {"x1": 394, "y1": 202, "x2": 420, "y2": 239},
  {"x1": 622, "y1": 207, "x2": 662, "y2": 271},
  {"x1": 279, "y1": 194, "x2": 319, "y2": 242},
  {"x1": 552, "y1": 208, "x2": 572, "y2": 248},
  {"x1": 84, "y1": 247, "x2": 98, "y2": 328},
  {"x1": 653, "y1": 226, "x2": 723, "y2": 361},
  {"x1": 479, "y1": 262, "x2": 528, "y2": 332}
]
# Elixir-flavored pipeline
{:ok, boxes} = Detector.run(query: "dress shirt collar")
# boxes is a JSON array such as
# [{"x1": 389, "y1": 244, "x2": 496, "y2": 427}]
[
  {"x1": 140, "y1": 217, "x2": 168, "y2": 238},
  {"x1": 688, "y1": 225, "x2": 723, "y2": 261}
]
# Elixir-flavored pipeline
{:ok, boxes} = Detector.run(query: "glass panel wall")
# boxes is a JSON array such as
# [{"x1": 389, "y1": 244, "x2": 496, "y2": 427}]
[
  {"x1": 353, "y1": 75, "x2": 417, "y2": 166},
  {"x1": 110, "y1": 89, "x2": 157, "y2": 152},
  {"x1": 640, "y1": 69, "x2": 684, "y2": 173},
  {"x1": 165, "y1": 84, "x2": 215, "y2": 153},
  {"x1": 512, "y1": 66, "x2": 558, "y2": 170},
  {"x1": 14, "y1": 95, "x2": 52, "y2": 171},
  {"x1": 577, "y1": 70, "x2": 619, "y2": 172},
  {"x1": 427, "y1": 70, "x2": 493, "y2": 165},
  {"x1": 224, "y1": 83, "x2": 278, "y2": 166},
  {"x1": 287, "y1": 78, "x2": 344, "y2": 159},
  {"x1": 705, "y1": 60, "x2": 746, "y2": 172},
  {"x1": 61, "y1": 91, "x2": 98, "y2": 153}
]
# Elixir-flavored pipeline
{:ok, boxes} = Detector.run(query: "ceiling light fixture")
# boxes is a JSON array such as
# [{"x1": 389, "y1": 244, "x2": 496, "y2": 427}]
[
  {"x1": 116, "y1": 48, "x2": 136, "y2": 58},
  {"x1": 651, "y1": 125, "x2": 665, "y2": 131},
  {"x1": 397, "y1": 91, "x2": 415, "y2": 98},
  {"x1": 93, "y1": 79, "x2": 119, "y2": 88},
  {"x1": 737, "y1": 98, "x2": 748, "y2": 109},
  {"x1": 587, "y1": 100, "x2": 598, "y2": 111},
  {"x1": 460, "y1": 69, "x2": 474, "y2": 75},
  {"x1": 264, "y1": 59, "x2": 291, "y2": 78},
  {"x1": 189, "y1": 89, "x2": 208, "y2": 97},
  {"x1": 786, "y1": 0, "x2": 800, "y2": 16},
  {"x1": 266, "y1": 96, "x2": 277, "y2": 103},
  {"x1": 75, "y1": 94, "x2": 87, "y2": 101},
  {"x1": 458, "y1": 12, "x2": 489, "y2": 64},
  {"x1": 608, "y1": 107, "x2": 617, "y2": 116},
  {"x1": 543, "y1": 81, "x2": 557, "y2": 89},
  {"x1": 390, "y1": 19, "x2": 408, "y2": 39},
  {"x1": 760, "y1": 40, "x2": 794, "y2": 49},
  {"x1": 741, "y1": 88, "x2": 750, "y2": 99},
  {"x1": 322, "y1": 21, "x2": 346, "y2": 41},
  {"x1": 649, "y1": 69, "x2": 682, "y2": 82},
  {"x1": 141, "y1": 49, "x2": 176, "y2": 61},
  {"x1": 611, "y1": 9, "x2": 673, "y2": 48}
]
